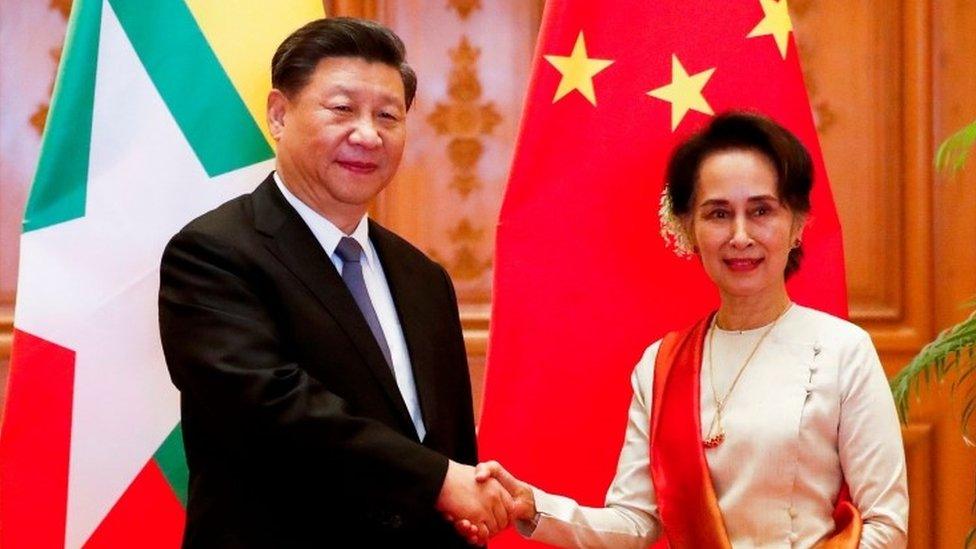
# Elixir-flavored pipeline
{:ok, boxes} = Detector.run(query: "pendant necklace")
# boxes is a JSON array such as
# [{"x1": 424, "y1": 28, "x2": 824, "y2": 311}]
[{"x1": 703, "y1": 303, "x2": 792, "y2": 449}]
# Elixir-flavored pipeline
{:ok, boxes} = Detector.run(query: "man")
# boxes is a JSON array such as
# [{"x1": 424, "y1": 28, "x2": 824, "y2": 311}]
[{"x1": 159, "y1": 17, "x2": 510, "y2": 547}]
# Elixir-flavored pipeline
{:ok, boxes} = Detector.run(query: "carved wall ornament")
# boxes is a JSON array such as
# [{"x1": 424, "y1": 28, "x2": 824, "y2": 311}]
[
  {"x1": 427, "y1": 36, "x2": 501, "y2": 198},
  {"x1": 448, "y1": 218, "x2": 485, "y2": 243},
  {"x1": 30, "y1": 1, "x2": 72, "y2": 136},
  {"x1": 427, "y1": 35, "x2": 499, "y2": 281},
  {"x1": 430, "y1": 219, "x2": 492, "y2": 281},
  {"x1": 52, "y1": 0, "x2": 72, "y2": 18},
  {"x1": 447, "y1": 0, "x2": 482, "y2": 20},
  {"x1": 31, "y1": 47, "x2": 63, "y2": 136},
  {"x1": 424, "y1": 0, "x2": 508, "y2": 288}
]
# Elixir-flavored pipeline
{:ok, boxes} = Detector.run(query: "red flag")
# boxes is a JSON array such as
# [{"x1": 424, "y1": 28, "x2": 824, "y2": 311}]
[{"x1": 478, "y1": 1, "x2": 847, "y2": 546}]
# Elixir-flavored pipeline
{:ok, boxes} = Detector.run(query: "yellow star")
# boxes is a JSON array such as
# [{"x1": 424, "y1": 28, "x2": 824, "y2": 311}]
[
  {"x1": 543, "y1": 32, "x2": 614, "y2": 106},
  {"x1": 747, "y1": 0, "x2": 794, "y2": 59},
  {"x1": 647, "y1": 55, "x2": 716, "y2": 131}
]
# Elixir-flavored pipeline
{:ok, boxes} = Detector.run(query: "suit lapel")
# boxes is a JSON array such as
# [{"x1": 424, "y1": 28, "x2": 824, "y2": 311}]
[
  {"x1": 369, "y1": 221, "x2": 439, "y2": 431},
  {"x1": 249, "y1": 177, "x2": 416, "y2": 434}
]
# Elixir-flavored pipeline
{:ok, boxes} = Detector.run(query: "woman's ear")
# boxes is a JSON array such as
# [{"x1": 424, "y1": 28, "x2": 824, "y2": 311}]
[
  {"x1": 681, "y1": 215, "x2": 698, "y2": 254},
  {"x1": 790, "y1": 214, "x2": 808, "y2": 247}
]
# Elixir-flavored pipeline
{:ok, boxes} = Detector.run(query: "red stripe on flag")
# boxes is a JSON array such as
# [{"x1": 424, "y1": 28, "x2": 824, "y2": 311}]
[
  {"x1": 83, "y1": 459, "x2": 185, "y2": 548},
  {"x1": 0, "y1": 329, "x2": 75, "y2": 549}
]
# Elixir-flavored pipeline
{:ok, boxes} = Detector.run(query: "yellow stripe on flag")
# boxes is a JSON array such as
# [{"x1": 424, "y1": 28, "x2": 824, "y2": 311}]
[{"x1": 185, "y1": 1, "x2": 325, "y2": 147}]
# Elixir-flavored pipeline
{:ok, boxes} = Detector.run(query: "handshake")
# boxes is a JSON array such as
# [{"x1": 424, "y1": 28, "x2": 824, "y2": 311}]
[{"x1": 436, "y1": 460, "x2": 535, "y2": 545}]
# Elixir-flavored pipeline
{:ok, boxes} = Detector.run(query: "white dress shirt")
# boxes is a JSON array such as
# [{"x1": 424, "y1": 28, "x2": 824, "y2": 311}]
[
  {"x1": 525, "y1": 304, "x2": 908, "y2": 548},
  {"x1": 273, "y1": 172, "x2": 426, "y2": 440}
]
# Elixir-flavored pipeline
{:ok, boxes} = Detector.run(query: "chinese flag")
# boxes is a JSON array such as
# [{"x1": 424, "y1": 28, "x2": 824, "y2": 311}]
[{"x1": 478, "y1": 0, "x2": 847, "y2": 546}]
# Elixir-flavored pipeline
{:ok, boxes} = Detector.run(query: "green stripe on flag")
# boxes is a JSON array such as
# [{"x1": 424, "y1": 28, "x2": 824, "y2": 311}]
[
  {"x1": 108, "y1": 0, "x2": 273, "y2": 177},
  {"x1": 23, "y1": 0, "x2": 103, "y2": 233},
  {"x1": 154, "y1": 424, "x2": 188, "y2": 508}
]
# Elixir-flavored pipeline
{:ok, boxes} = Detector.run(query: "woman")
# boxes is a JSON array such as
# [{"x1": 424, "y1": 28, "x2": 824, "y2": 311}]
[{"x1": 460, "y1": 112, "x2": 908, "y2": 547}]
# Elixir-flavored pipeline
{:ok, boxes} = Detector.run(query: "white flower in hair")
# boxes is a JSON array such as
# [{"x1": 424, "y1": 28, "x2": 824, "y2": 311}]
[{"x1": 659, "y1": 185, "x2": 695, "y2": 258}]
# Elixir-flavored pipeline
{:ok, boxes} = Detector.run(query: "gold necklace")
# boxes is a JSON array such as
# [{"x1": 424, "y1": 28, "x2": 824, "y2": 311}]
[{"x1": 703, "y1": 303, "x2": 792, "y2": 448}]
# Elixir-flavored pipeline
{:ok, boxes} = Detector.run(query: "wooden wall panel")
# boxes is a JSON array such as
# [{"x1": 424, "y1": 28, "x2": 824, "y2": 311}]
[
  {"x1": 928, "y1": 1, "x2": 976, "y2": 546},
  {"x1": 904, "y1": 423, "x2": 936, "y2": 548},
  {"x1": 793, "y1": 0, "x2": 933, "y2": 356},
  {"x1": 794, "y1": 1, "x2": 974, "y2": 545}
]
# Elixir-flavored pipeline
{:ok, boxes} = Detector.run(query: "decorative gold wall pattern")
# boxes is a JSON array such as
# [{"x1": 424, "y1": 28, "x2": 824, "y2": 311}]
[
  {"x1": 29, "y1": 48, "x2": 62, "y2": 136},
  {"x1": 371, "y1": 0, "x2": 538, "y2": 303},
  {"x1": 427, "y1": 36, "x2": 502, "y2": 198},
  {"x1": 28, "y1": 0, "x2": 72, "y2": 136},
  {"x1": 442, "y1": 218, "x2": 492, "y2": 281},
  {"x1": 448, "y1": 0, "x2": 481, "y2": 20},
  {"x1": 425, "y1": 33, "x2": 500, "y2": 283}
]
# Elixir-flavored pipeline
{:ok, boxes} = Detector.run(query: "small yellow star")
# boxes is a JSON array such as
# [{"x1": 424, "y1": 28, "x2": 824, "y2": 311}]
[
  {"x1": 543, "y1": 32, "x2": 614, "y2": 106},
  {"x1": 647, "y1": 55, "x2": 716, "y2": 131},
  {"x1": 747, "y1": 0, "x2": 794, "y2": 59}
]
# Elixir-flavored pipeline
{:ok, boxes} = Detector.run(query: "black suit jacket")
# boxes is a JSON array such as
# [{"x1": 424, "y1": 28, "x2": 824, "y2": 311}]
[{"x1": 159, "y1": 175, "x2": 477, "y2": 547}]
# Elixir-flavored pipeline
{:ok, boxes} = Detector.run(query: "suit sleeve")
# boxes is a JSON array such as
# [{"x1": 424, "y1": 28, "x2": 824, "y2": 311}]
[
  {"x1": 159, "y1": 228, "x2": 449, "y2": 515},
  {"x1": 437, "y1": 263, "x2": 478, "y2": 466}
]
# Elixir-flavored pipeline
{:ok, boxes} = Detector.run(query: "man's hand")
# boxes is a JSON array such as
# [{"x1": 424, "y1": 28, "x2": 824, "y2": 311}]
[
  {"x1": 476, "y1": 461, "x2": 536, "y2": 520},
  {"x1": 437, "y1": 460, "x2": 515, "y2": 545},
  {"x1": 452, "y1": 460, "x2": 537, "y2": 543}
]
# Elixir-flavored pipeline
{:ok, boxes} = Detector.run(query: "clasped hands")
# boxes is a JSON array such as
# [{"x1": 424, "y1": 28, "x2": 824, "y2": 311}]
[{"x1": 436, "y1": 460, "x2": 535, "y2": 545}]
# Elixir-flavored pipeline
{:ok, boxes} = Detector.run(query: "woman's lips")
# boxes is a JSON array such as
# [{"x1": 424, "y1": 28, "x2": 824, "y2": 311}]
[
  {"x1": 336, "y1": 160, "x2": 378, "y2": 173},
  {"x1": 723, "y1": 257, "x2": 763, "y2": 271}
]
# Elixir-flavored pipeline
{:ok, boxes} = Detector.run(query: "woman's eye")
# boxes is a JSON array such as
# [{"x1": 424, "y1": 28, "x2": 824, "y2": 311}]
[
  {"x1": 709, "y1": 210, "x2": 728, "y2": 219},
  {"x1": 331, "y1": 105, "x2": 352, "y2": 113}
]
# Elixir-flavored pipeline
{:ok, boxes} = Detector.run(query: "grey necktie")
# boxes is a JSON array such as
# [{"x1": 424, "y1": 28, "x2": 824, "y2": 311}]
[{"x1": 335, "y1": 237, "x2": 394, "y2": 372}]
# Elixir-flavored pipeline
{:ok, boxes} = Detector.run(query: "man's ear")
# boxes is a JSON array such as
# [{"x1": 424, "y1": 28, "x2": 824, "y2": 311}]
[{"x1": 267, "y1": 89, "x2": 288, "y2": 142}]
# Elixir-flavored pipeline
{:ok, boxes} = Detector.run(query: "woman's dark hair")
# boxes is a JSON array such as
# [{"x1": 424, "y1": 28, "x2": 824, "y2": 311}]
[
  {"x1": 666, "y1": 111, "x2": 813, "y2": 277},
  {"x1": 271, "y1": 17, "x2": 417, "y2": 110}
]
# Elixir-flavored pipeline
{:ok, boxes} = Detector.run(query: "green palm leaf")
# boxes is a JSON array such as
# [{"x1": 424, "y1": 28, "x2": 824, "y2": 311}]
[
  {"x1": 902, "y1": 118, "x2": 976, "y2": 545},
  {"x1": 936, "y1": 119, "x2": 976, "y2": 175},
  {"x1": 890, "y1": 300, "x2": 976, "y2": 440}
]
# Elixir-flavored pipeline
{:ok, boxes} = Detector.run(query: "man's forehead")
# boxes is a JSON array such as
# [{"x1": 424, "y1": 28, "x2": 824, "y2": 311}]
[{"x1": 308, "y1": 58, "x2": 405, "y2": 99}]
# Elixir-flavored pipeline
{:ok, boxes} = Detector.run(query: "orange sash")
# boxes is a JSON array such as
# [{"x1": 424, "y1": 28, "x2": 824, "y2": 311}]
[{"x1": 648, "y1": 316, "x2": 862, "y2": 548}]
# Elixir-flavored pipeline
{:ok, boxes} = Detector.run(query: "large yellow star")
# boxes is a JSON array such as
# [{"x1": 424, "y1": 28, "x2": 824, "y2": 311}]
[
  {"x1": 543, "y1": 32, "x2": 614, "y2": 106},
  {"x1": 747, "y1": 0, "x2": 794, "y2": 59},
  {"x1": 647, "y1": 55, "x2": 716, "y2": 131}
]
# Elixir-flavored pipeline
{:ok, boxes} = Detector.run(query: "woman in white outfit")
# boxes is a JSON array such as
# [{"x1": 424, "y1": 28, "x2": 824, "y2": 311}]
[{"x1": 459, "y1": 112, "x2": 908, "y2": 548}]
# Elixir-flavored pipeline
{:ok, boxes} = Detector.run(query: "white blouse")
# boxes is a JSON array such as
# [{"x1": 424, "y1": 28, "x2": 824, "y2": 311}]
[{"x1": 524, "y1": 305, "x2": 909, "y2": 548}]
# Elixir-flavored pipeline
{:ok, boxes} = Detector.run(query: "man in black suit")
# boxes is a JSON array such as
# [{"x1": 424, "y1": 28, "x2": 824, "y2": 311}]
[{"x1": 159, "y1": 17, "x2": 510, "y2": 547}]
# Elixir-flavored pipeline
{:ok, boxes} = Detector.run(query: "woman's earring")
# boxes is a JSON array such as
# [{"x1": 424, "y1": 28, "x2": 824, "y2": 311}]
[{"x1": 792, "y1": 239, "x2": 801, "y2": 249}]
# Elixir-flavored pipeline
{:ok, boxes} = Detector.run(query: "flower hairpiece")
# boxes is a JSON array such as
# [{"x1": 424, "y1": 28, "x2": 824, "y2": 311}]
[{"x1": 658, "y1": 185, "x2": 695, "y2": 258}]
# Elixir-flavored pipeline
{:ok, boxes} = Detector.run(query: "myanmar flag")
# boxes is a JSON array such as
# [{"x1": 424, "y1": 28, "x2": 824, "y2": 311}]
[
  {"x1": 478, "y1": 0, "x2": 847, "y2": 547},
  {"x1": 0, "y1": 1, "x2": 321, "y2": 547}
]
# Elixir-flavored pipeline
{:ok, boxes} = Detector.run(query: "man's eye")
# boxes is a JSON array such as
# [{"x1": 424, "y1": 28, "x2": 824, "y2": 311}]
[
  {"x1": 331, "y1": 105, "x2": 352, "y2": 113},
  {"x1": 379, "y1": 111, "x2": 400, "y2": 122}
]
